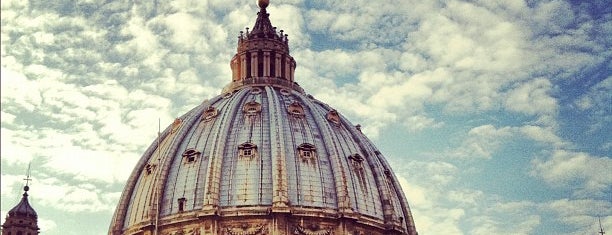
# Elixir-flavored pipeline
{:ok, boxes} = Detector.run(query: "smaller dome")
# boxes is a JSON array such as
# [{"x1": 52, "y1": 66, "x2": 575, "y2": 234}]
[{"x1": 7, "y1": 192, "x2": 37, "y2": 218}]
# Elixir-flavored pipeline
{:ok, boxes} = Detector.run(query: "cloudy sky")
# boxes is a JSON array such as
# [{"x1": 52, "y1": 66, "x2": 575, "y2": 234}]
[{"x1": 1, "y1": 0, "x2": 610, "y2": 234}]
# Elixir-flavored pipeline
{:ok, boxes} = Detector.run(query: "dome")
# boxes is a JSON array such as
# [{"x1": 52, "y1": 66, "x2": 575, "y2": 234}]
[
  {"x1": 109, "y1": 2, "x2": 417, "y2": 235},
  {"x1": 3, "y1": 185, "x2": 40, "y2": 235},
  {"x1": 7, "y1": 189, "x2": 37, "y2": 219}
]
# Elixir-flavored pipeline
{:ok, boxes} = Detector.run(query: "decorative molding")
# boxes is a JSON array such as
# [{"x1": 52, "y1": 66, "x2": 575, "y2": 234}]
[
  {"x1": 224, "y1": 223, "x2": 267, "y2": 235},
  {"x1": 243, "y1": 101, "x2": 262, "y2": 114},
  {"x1": 251, "y1": 87, "x2": 263, "y2": 94},
  {"x1": 293, "y1": 224, "x2": 333, "y2": 235},
  {"x1": 288, "y1": 101, "x2": 305, "y2": 116}
]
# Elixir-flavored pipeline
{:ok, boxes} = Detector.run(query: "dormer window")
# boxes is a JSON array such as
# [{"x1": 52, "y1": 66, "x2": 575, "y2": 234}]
[
  {"x1": 348, "y1": 153, "x2": 364, "y2": 163},
  {"x1": 144, "y1": 163, "x2": 156, "y2": 176},
  {"x1": 238, "y1": 142, "x2": 258, "y2": 159},
  {"x1": 182, "y1": 148, "x2": 201, "y2": 163},
  {"x1": 349, "y1": 153, "x2": 368, "y2": 193},
  {"x1": 287, "y1": 101, "x2": 305, "y2": 116},
  {"x1": 326, "y1": 110, "x2": 341, "y2": 125},
  {"x1": 298, "y1": 143, "x2": 317, "y2": 165},
  {"x1": 202, "y1": 106, "x2": 218, "y2": 121},
  {"x1": 243, "y1": 101, "x2": 262, "y2": 114}
]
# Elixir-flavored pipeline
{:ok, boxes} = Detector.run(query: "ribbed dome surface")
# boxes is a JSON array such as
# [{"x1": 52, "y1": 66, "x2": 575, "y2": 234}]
[
  {"x1": 109, "y1": 2, "x2": 417, "y2": 235},
  {"x1": 111, "y1": 85, "x2": 416, "y2": 232}
]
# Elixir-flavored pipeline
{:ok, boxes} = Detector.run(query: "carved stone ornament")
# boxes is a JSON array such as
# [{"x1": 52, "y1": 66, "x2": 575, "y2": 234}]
[
  {"x1": 326, "y1": 110, "x2": 340, "y2": 125},
  {"x1": 202, "y1": 106, "x2": 219, "y2": 121},
  {"x1": 171, "y1": 118, "x2": 182, "y2": 133},
  {"x1": 287, "y1": 101, "x2": 305, "y2": 116},
  {"x1": 224, "y1": 223, "x2": 268, "y2": 235},
  {"x1": 243, "y1": 101, "x2": 262, "y2": 114},
  {"x1": 293, "y1": 224, "x2": 333, "y2": 235}
]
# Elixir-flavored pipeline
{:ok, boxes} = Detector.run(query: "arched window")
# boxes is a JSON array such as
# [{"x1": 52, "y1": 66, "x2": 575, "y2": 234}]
[
  {"x1": 270, "y1": 51, "x2": 276, "y2": 77},
  {"x1": 245, "y1": 52, "x2": 251, "y2": 78},
  {"x1": 349, "y1": 154, "x2": 368, "y2": 193},
  {"x1": 177, "y1": 197, "x2": 186, "y2": 212},
  {"x1": 258, "y1": 50, "x2": 264, "y2": 77}
]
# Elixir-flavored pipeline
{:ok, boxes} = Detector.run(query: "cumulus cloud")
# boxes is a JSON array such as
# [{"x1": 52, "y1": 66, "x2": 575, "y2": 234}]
[
  {"x1": 531, "y1": 150, "x2": 612, "y2": 197},
  {"x1": 1, "y1": 0, "x2": 609, "y2": 234},
  {"x1": 505, "y1": 78, "x2": 557, "y2": 116},
  {"x1": 452, "y1": 125, "x2": 515, "y2": 159},
  {"x1": 544, "y1": 198, "x2": 612, "y2": 235}
]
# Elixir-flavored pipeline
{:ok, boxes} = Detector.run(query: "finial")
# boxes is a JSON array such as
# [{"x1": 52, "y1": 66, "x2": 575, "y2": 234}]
[
  {"x1": 599, "y1": 216, "x2": 606, "y2": 235},
  {"x1": 23, "y1": 162, "x2": 32, "y2": 191},
  {"x1": 258, "y1": 0, "x2": 269, "y2": 9}
]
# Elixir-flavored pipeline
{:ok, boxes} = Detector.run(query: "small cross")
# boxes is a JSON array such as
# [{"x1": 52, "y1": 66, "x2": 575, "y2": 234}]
[{"x1": 23, "y1": 162, "x2": 32, "y2": 186}]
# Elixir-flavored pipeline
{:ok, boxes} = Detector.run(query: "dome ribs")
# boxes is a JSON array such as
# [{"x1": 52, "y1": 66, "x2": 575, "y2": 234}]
[
  {"x1": 201, "y1": 89, "x2": 246, "y2": 214},
  {"x1": 266, "y1": 86, "x2": 291, "y2": 211},
  {"x1": 302, "y1": 100, "x2": 355, "y2": 216},
  {"x1": 345, "y1": 124, "x2": 408, "y2": 233}
]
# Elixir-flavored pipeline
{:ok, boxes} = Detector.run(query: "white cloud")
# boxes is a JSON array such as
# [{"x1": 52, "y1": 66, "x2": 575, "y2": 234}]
[
  {"x1": 545, "y1": 198, "x2": 612, "y2": 235},
  {"x1": 402, "y1": 115, "x2": 444, "y2": 132},
  {"x1": 1, "y1": 68, "x2": 43, "y2": 112},
  {"x1": 399, "y1": 175, "x2": 465, "y2": 235},
  {"x1": 505, "y1": 78, "x2": 557, "y2": 116},
  {"x1": 519, "y1": 125, "x2": 565, "y2": 147},
  {"x1": 531, "y1": 150, "x2": 612, "y2": 197},
  {"x1": 164, "y1": 12, "x2": 204, "y2": 51},
  {"x1": 33, "y1": 177, "x2": 119, "y2": 213},
  {"x1": 1, "y1": 0, "x2": 609, "y2": 235},
  {"x1": 452, "y1": 125, "x2": 514, "y2": 159},
  {"x1": 38, "y1": 217, "x2": 58, "y2": 233}
]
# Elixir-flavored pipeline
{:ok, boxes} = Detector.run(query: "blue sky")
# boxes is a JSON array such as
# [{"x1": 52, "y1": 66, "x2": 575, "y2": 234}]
[{"x1": 1, "y1": 0, "x2": 610, "y2": 234}]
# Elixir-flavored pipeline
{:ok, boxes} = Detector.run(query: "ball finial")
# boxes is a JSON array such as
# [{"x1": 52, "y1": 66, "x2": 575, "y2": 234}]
[
  {"x1": 24, "y1": 185, "x2": 29, "y2": 192},
  {"x1": 258, "y1": 0, "x2": 269, "y2": 9}
]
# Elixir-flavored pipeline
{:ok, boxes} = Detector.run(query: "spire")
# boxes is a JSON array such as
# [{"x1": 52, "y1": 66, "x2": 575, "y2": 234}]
[
  {"x1": 225, "y1": 0, "x2": 300, "y2": 93},
  {"x1": 8, "y1": 163, "x2": 38, "y2": 218},
  {"x1": 250, "y1": 0, "x2": 275, "y2": 37},
  {"x1": 2, "y1": 164, "x2": 39, "y2": 235},
  {"x1": 600, "y1": 216, "x2": 606, "y2": 235}
]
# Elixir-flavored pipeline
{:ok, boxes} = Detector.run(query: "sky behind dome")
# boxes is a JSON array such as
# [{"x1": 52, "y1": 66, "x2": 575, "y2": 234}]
[{"x1": 1, "y1": 0, "x2": 610, "y2": 234}]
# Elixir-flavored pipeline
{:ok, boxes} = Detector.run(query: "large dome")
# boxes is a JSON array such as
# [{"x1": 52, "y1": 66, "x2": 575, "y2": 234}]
[{"x1": 109, "y1": 2, "x2": 417, "y2": 235}]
